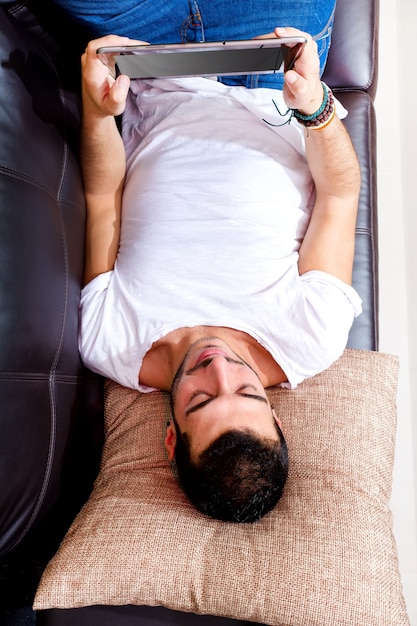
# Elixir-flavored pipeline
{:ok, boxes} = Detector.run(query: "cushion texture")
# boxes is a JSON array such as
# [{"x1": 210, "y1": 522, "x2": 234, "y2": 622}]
[{"x1": 34, "y1": 349, "x2": 409, "y2": 626}]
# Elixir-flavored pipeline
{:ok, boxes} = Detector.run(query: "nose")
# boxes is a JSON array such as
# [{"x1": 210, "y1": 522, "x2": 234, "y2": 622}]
[{"x1": 205, "y1": 355, "x2": 236, "y2": 393}]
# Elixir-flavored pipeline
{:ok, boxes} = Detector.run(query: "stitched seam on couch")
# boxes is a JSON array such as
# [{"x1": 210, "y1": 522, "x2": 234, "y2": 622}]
[
  {"x1": 0, "y1": 165, "x2": 83, "y2": 212},
  {"x1": 355, "y1": 226, "x2": 374, "y2": 236},
  {"x1": 0, "y1": 372, "x2": 98, "y2": 383}
]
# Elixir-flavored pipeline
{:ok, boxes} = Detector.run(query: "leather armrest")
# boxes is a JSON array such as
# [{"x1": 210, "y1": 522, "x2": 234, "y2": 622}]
[{"x1": 324, "y1": 0, "x2": 379, "y2": 97}]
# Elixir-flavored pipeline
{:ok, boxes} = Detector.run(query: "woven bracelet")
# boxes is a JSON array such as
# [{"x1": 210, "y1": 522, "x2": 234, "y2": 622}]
[{"x1": 293, "y1": 82, "x2": 335, "y2": 129}]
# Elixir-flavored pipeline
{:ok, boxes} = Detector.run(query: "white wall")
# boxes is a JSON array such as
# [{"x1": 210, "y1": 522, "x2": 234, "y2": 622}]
[{"x1": 375, "y1": 0, "x2": 417, "y2": 622}]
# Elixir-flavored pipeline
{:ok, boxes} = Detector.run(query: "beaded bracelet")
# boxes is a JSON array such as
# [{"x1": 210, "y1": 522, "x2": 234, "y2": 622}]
[{"x1": 293, "y1": 82, "x2": 335, "y2": 130}]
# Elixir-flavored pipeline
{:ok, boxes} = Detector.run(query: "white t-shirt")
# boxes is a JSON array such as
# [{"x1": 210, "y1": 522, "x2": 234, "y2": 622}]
[{"x1": 79, "y1": 77, "x2": 362, "y2": 391}]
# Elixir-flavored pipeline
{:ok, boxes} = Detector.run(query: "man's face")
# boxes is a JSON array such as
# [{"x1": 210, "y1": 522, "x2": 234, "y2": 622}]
[{"x1": 166, "y1": 337, "x2": 281, "y2": 459}]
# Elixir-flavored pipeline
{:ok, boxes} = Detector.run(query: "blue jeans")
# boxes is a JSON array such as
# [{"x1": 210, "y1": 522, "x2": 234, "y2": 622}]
[{"x1": 55, "y1": 0, "x2": 337, "y2": 88}]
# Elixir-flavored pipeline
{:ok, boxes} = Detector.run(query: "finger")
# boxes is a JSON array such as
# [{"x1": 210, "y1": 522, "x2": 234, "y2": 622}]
[
  {"x1": 255, "y1": 26, "x2": 309, "y2": 40},
  {"x1": 107, "y1": 74, "x2": 131, "y2": 115},
  {"x1": 283, "y1": 70, "x2": 310, "y2": 107},
  {"x1": 274, "y1": 27, "x2": 316, "y2": 58},
  {"x1": 254, "y1": 32, "x2": 278, "y2": 40},
  {"x1": 273, "y1": 26, "x2": 310, "y2": 40},
  {"x1": 283, "y1": 68, "x2": 325, "y2": 115},
  {"x1": 83, "y1": 35, "x2": 148, "y2": 73},
  {"x1": 89, "y1": 34, "x2": 147, "y2": 54}
]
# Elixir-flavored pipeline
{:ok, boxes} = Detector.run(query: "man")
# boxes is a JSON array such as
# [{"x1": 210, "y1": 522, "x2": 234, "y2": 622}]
[{"x1": 79, "y1": 27, "x2": 362, "y2": 522}]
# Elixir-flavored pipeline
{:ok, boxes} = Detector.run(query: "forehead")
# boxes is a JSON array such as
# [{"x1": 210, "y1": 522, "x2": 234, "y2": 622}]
[{"x1": 178, "y1": 398, "x2": 279, "y2": 458}]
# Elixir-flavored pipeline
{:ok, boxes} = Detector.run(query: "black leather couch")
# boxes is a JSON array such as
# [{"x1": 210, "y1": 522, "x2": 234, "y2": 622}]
[{"x1": 0, "y1": 0, "x2": 379, "y2": 623}]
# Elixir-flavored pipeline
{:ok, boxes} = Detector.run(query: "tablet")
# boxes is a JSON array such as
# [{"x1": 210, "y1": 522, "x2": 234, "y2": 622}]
[{"x1": 96, "y1": 37, "x2": 307, "y2": 79}]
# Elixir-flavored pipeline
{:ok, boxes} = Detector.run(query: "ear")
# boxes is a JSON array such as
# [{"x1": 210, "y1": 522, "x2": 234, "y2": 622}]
[
  {"x1": 164, "y1": 422, "x2": 177, "y2": 461},
  {"x1": 272, "y1": 408, "x2": 282, "y2": 430}
]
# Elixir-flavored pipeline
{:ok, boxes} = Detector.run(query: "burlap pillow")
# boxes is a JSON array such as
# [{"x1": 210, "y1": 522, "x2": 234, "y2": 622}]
[{"x1": 34, "y1": 349, "x2": 410, "y2": 625}]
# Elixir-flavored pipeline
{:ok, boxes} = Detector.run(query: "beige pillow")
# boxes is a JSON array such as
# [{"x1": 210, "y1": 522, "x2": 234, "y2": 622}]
[{"x1": 34, "y1": 349, "x2": 410, "y2": 625}]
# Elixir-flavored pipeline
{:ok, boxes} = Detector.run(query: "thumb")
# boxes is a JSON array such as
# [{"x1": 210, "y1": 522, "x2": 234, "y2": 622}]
[
  {"x1": 285, "y1": 70, "x2": 298, "y2": 86},
  {"x1": 283, "y1": 70, "x2": 303, "y2": 108},
  {"x1": 108, "y1": 74, "x2": 130, "y2": 114},
  {"x1": 113, "y1": 74, "x2": 130, "y2": 100}
]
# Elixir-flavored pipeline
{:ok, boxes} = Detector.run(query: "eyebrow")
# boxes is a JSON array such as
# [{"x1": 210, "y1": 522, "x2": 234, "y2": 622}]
[{"x1": 185, "y1": 392, "x2": 268, "y2": 416}]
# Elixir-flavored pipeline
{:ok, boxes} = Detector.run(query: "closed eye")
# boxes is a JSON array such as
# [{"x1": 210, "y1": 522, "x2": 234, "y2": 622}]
[
  {"x1": 186, "y1": 390, "x2": 212, "y2": 413},
  {"x1": 186, "y1": 396, "x2": 215, "y2": 415}
]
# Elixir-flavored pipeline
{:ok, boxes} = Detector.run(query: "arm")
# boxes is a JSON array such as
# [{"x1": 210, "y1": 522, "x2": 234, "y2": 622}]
[
  {"x1": 80, "y1": 35, "x2": 141, "y2": 286},
  {"x1": 276, "y1": 28, "x2": 361, "y2": 285},
  {"x1": 297, "y1": 111, "x2": 360, "y2": 284}
]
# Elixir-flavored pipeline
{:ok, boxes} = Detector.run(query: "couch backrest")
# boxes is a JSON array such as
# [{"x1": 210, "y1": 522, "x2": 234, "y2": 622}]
[{"x1": 0, "y1": 4, "x2": 102, "y2": 556}]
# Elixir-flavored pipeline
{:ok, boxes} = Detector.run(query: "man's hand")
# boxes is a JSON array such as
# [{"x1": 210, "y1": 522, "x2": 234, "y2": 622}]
[
  {"x1": 257, "y1": 27, "x2": 323, "y2": 116},
  {"x1": 81, "y1": 35, "x2": 146, "y2": 120}
]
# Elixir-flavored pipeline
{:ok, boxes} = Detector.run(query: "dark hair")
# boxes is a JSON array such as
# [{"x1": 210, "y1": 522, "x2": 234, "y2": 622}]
[{"x1": 172, "y1": 416, "x2": 288, "y2": 523}]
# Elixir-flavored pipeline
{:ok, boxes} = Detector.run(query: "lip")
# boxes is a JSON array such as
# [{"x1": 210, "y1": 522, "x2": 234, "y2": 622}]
[{"x1": 195, "y1": 348, "x2": 229, "y2": 365}]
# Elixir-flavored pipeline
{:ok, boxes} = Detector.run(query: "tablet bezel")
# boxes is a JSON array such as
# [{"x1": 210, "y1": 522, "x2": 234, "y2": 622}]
[{"x1": 96, "y1": 36, "x2": 307, "y2": 79}]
